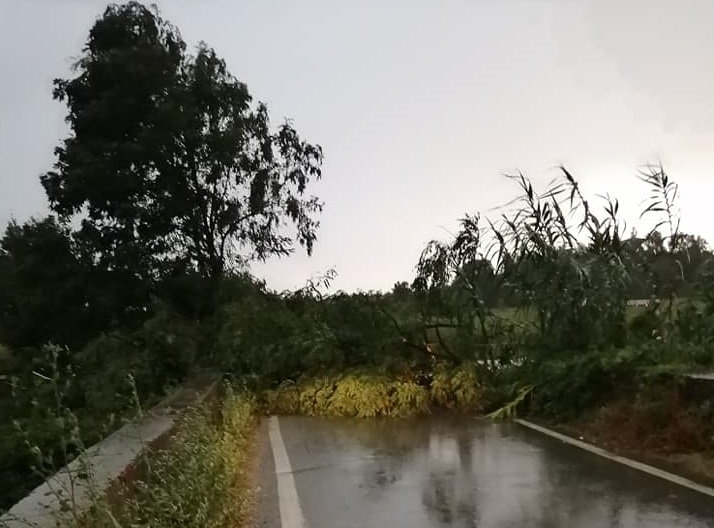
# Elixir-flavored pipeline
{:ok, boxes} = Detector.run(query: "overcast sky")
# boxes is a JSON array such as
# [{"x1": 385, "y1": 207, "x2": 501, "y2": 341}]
[{"x1": 2, "y1": 1, "x2": 714, "y2": 292}]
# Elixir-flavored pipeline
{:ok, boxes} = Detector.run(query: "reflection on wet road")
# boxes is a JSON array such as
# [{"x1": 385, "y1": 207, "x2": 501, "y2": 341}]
[{"x1": 276, "y1": 416, "x2": 714, "y2": 527}]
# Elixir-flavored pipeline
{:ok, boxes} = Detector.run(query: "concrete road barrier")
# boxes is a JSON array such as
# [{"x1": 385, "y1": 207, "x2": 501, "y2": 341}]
[{"x1": 0, "y1": 374, "x2": 221, "y2": 528}]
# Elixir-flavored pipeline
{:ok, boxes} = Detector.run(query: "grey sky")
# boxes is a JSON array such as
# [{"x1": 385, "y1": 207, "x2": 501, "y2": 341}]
[{"x1": 2, "y1": 1, "x2": 714, "y2": 292}]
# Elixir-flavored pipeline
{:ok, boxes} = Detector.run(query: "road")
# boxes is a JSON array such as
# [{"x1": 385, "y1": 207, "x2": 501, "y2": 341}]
[{"x1": 254, "y1": 416, "x2": 714, "y2": 527}]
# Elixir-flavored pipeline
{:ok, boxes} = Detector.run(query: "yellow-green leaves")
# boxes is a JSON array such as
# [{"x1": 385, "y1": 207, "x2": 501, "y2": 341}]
[
  {"x1": 264, "y1": 364, "x2": 484, "y2": 418},
  {"x1": 430, "y1": 363, "x2": 484, "y2": 412}
]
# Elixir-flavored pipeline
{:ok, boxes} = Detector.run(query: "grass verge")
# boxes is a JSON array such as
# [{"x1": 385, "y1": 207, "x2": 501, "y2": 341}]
[{"x1": 73, "y1": 383, "x2": 259, "y2": 528}]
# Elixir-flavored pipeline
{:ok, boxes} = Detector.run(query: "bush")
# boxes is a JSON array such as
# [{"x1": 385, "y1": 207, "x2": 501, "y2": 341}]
[
  {"x1": 263, "y1": 364, "x2": 484, "y2": 418},
  {"x1": 430, "y1": 363, "x2": 484, "y2": 412},
  {"x1": 525, "y1": 347, "x2": 645, "y2": 420},
  {"x1": 207, "y1": 296, "x2": 308, "y2": 383},
  {"x1": 515, "y1": 342, "x2": 703, "y2": 421},
  {"x1": 76, "y1": 308, "x2": 199, "y2": 417}
]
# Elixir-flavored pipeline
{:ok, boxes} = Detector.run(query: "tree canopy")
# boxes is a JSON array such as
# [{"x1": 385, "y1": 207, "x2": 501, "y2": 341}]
[
  {"x1": 41, "y1": 1, "x2": 323, "y2": 282},
  {"x1": 0, "y1": 217, "x2": 88, "y2": 348}
]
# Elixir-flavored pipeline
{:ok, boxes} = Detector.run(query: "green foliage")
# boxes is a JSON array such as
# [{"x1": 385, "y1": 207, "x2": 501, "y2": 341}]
[
  {"x1": 30, "y1": 384, "x2": 259, "y2": 528},
  {"x1": 75, "y1": 307, "x2": 198, "y2": 415},
  {"x1": 327, "y1": 374, "x2": 394, "y2": 417},
  {"x1": 207, "y1": 286, "x2": 312, "y2": 383},
  {"x1": 389, "y1": 380, "x2": 430, "y2": 417},
  {"x1": 306, "y1": 292, "x2": 401, "y2": 368},
  {"x1": 108, "y1": 386, "x2": 255, "y2": 528},
  {"x1": 0, "y1": 345, "x2": 115, "y2": 513},
  {"x1": 407, "y1": 164, "x2": 714, "y2": 422},
  {"x1": 0, "y1": 306, "x2": 200, "y2": 511},
  {"x1": 515, "y1": 343, "x2": 703, "y2": 420},
  {"x1": 415, "y1": 168, "x2": 632, "y2": 357},
  {"x1": 528, "y1": 350, "x2": 632, "y2": 420},
  {"x1": 0, "y1": 217, "x2": 101, "y2": 349},
  {"x1": 41, "y1": 1, "x2": 323, "y2": 282},
  {"x1": 204, "y1": 273, "x2": 409, "y2": 387},
  {"x1": 263, "y1": 365, "x2": 484, "y2": 418},
  {"x1": 430, "y1": 363, "x2": 484, "y2": 412}
]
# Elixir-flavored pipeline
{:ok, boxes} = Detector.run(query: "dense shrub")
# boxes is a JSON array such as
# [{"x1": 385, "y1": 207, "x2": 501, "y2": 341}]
[
  {"x1": 263, "y1": 364, "x2": 484, "y2": 418},
  {"x1": 518, "y1": 342, "x2": 703, "y2": 420}
]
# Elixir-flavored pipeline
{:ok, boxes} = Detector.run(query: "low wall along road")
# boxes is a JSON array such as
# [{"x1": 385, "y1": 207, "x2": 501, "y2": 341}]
[{"x1": 0, "y1": 374, "x2": 221, "y2": 528}]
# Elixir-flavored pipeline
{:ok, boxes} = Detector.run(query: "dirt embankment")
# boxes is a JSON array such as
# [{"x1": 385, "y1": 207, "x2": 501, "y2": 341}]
[{"x1": 548, "y1": 381, "x2": 714, "y2": 487}]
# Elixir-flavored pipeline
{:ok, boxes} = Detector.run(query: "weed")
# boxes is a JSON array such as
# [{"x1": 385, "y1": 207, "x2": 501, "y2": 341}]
[{"x1": 71, "y1": 385, "x2": 257, "y2": 528}]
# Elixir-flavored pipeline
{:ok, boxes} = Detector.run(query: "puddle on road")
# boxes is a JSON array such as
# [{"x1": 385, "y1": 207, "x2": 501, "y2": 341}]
[{"x1": 278, "y1": 416, "x2": 714, "y2": 527}]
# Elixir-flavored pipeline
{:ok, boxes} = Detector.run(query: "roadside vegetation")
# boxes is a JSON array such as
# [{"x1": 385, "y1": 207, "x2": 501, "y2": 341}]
[
  {"x1": 74, "y1": 385, "x2": 258, "y2": 528},
  {"x1": 3, "y1": 0, "x2": 714, "y2": 525}
]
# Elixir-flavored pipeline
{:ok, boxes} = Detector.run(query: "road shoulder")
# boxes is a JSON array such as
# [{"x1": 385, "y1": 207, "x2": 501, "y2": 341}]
[
  {"x1": 251, "y1": 418, "x2": 281, "y2": 528},
  {"x1": 516, "y1": 418, "x2": 714, "y2": 497}
]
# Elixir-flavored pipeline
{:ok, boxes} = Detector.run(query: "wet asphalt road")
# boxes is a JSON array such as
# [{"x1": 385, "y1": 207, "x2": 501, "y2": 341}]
[{"x1": 256, "y1": 416, "x2": 714, "y2": 527}]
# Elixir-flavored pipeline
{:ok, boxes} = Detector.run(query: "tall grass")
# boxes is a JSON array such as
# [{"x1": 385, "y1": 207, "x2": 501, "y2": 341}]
[
  {"x1": 77, "y1": 385, "x2": 258, "y2": 528},
  {"x1": 410, "y1": 165, "x2": 714, "y2": 419}
]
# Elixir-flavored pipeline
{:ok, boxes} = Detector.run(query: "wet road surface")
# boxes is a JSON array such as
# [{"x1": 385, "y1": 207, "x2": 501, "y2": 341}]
[{"x1": 258, "y1": 416, "x2": 714, "y2": 527}]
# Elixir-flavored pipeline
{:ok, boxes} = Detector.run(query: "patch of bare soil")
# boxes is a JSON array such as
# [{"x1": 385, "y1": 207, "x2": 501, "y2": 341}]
[{"x1": 545, "y1": 386, "x2": 714, "y2": 487}]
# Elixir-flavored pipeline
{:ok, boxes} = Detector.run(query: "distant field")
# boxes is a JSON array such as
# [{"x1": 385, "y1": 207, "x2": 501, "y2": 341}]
[{"x1": 494, "y1": 298, "x2": 699, "y2": 325}]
